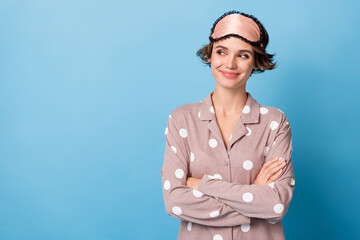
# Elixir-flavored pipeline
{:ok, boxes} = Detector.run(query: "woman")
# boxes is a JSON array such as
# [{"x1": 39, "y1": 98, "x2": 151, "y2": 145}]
[{"x1": 161, "y1": 10, "x2": 295, "y2": 240}]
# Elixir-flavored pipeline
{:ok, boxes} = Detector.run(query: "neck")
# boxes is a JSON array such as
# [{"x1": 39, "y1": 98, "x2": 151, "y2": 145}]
[{"x1": 211, "y1": 86, "x2": 248, "y2": 116}]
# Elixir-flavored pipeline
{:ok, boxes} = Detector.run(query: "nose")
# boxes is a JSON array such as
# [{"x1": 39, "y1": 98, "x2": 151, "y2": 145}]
[{"x1": 225, "y1": 55, "x2": 237, "y2": 69}]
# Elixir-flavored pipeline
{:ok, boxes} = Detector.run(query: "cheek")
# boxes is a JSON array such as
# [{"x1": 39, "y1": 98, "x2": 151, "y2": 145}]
[
  {"x1": 210, "y1": 61, "x2": 222, "y2": 75},
  {"x1": 210, "y1": 57, "x2": 222, "y2": 67},
  {"x1": 239, "y1": 60, "x2": 255, "y2": 71}
]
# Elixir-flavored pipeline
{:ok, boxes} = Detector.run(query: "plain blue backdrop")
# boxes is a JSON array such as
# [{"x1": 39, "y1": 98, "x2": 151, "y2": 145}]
[{"x1": 1, "y1": 0, "x2": 359, "y2": 239}]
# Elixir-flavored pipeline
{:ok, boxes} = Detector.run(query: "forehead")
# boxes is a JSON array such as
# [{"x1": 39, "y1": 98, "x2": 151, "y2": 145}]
[{"x1": 213, "y1": 37, "x2": 253, "y2": 52}]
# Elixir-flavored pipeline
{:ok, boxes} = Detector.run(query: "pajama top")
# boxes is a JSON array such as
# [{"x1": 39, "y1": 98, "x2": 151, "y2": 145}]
[{"x1": 160, "y1": 91, "x2": 295, "y2": 240}]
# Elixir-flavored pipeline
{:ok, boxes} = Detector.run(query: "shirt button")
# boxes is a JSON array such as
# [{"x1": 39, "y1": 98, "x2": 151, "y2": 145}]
[{"x1": 225, "y1": 161, "x2": 229, "y2": 166}]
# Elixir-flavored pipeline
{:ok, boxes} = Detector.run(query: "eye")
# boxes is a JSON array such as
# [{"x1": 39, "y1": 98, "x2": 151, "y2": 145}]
[
  {"x1": 239, "y1": 54, "x2": 249, "y2": 59},
  {"x1": 216, "y1": 50, "x2": 225, "y2": 55}
]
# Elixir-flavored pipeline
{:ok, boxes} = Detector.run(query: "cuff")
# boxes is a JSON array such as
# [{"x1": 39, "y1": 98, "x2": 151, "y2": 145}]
[{"x1": 197, "y1": 174, "x2": 212, "y2": 194}]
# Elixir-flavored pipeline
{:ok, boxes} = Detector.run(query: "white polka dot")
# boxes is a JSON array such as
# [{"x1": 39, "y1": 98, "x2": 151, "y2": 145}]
[
  {"x1": 208, "y1": 138, "x2": 218, "y2": 148},
  {"x1": 270, "y1": 121, "x2": 279, "y2": 130},
  {"x1": 243, "y1": 160, "x2": 253, "y2": 170},
  {"x1": 171, "y1": 146, "x2": 177, "y2": 153},
  {"x1": 264, "y1": 146, "x2": 270, "y2": 156},
  {"x1": 241, "y1": 224, "x2": 250, "y2": 232},
  {"x1": 246, "y1": 127, "x2": 252, "y2": 136},
  {"x1": 210, "y1": 106, "x2": 214, "y2": 113},
  {"x1": 290, "y1": 178, "x2": 295, "y2": 186},
  {"x1": 198, "y1": 111, "x2": 201, "y2": 118},
  {"x1": 210, "y1": 210, "x2": 220, "y2": 218},
  {"x1": 187, "y1": 222, "x2": 192, "y2": 231},
  {"x1": 268, "y1": 220, "x2": 278, "y2": 224},
  {"x1": 242, "y1": 105, "x2": 250, "y2": 114},
  {"x1": 260, "y1": 107, "x2": 268, "y2": 114},
  {"x1": 213, "y1": 234, "x2": 223, "y2": 240},
  {"x1": 165, "y1": 127, "x2": 168, "y2": 135},
  {"x1": 242, "y1": 192, "x2": 253, "y2": 202},
  {"x1": 193, "y1": 189, "x2": 203, "y2": 198},
  {"x1": 179, "y1": 128, "x2": 188, "y2": 138},
  {"x1": 172, "y1": 206, "x2": 182, "y2": 215},
  {"x1": 274, "y1": 204, "x2": 284, "y2": 214},
  {"x1": 164, "y1": 180, "x2": 171, "y2": 190},
  {"x1": 286, "y1": 121, "x2": 289, "y2": 125},
  {"x1": 175, "y1": 169, "x2": 184, "y2": 179},
  {"x1": 190, "y1": 152, "x2": 195, "y2": 162},
  {"x1": 208, "y1": 174, "x2": 222, "y2": 180},
  {"x1": 169, "y1": 114, "x2": 172, "y2": 118},
  {"x1": 229, "y1": 134, "x2": 232, "y2": 141},
  {"x1": 272, "y1": 141, "x2": 276, "y2": 146},
  {"x1": 268, "y1": 182, "x2": 275, "y2": 188}
]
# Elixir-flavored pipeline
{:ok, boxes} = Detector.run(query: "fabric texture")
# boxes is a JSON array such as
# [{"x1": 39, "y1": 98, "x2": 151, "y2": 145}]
[
  {"x1": 160, "y1": 91, "x2": 295, "y2": 240},
  {"x1": 211, "y1": 13, "x2": 261, "y2": 42}
]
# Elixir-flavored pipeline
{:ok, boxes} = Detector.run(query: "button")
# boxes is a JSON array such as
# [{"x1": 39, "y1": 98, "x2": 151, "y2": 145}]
[{"x1": 225, "y1": 160, "x2": 229, "y2": 166}]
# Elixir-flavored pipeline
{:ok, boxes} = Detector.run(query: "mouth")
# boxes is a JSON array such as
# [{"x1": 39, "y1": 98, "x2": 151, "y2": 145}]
[{"x1": 219, "y1": 70, "x2": 240, "y2": 79}]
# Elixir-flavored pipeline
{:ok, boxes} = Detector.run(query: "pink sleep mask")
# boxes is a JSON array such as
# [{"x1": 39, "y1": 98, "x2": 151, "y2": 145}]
[{"x1": 209, "y1": 11, "x2": 265, "y2": 48}]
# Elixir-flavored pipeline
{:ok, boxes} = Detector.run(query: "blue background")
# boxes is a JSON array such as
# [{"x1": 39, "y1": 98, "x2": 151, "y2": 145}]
[{"x1": 1, "y1": 0, "x2": 359, "y2": 239}]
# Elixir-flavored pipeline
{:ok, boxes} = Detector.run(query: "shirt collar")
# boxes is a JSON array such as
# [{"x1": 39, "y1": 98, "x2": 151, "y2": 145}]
[{"x1": 200, "y1": 91, "x2": 260, "y2": 124}]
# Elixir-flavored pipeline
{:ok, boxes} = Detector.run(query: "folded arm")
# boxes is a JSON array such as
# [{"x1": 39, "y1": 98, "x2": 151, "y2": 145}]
[
  {"x1": 161, "y1": 112, "x2": 251, "y2": 227},
  {"x1": 197, "y1": 115, "x2": 295, "y2": 221}
]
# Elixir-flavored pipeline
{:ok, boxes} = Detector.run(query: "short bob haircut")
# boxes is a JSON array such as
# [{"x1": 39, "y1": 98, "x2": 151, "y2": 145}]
[{"x1": 196, "y1": 15, "x2": 277, "y2": 76}]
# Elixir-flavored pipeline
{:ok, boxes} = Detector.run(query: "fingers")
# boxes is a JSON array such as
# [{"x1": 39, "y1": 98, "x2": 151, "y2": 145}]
[
  {"x1": 259, "y1": 157, "x2": 285, "y2": 177},
  {"x1": 257, "y1": 157, "x2": 279, "y2": 176},
  {"x1": 262, "y1": 156, "x2": 280, "y2": 168},
  {"x1": 265, "y1": 158, "x2": 286, "y2": 176},
  {"x1": 255, "y1": 157, "x2": 287, "y2": 185},
  {"x1": 267, "y1": 168, "x2": 283, "y2": 183}
]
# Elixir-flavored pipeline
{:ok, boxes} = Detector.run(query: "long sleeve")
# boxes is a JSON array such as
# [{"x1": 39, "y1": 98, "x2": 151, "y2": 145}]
[
  {"x1": 160, "y1": 111, "x2": 251, "y2": 227},
  {"x1": 197, "y1": 113, "x2": 295, "y2": 221}
]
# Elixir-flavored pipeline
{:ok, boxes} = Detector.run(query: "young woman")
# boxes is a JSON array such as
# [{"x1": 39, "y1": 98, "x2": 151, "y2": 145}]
[{"x1": 161, "y1": 10, "x2": 295, "y2": 240}]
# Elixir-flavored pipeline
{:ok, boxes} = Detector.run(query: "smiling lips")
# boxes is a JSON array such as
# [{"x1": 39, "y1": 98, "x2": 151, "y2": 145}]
[{"x1": 219, "y1": 70, "x2": 240, "y2": 79}]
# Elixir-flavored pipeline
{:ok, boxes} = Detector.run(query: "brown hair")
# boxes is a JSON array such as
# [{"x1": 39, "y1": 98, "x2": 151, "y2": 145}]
[{"x1": 196, "y1": 20, "x2": 277, "y2": 76}]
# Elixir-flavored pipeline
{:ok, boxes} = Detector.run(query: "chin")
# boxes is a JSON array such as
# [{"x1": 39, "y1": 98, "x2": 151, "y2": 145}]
[
  {"x1": 217, "y1": 80, "x2": 242, "y2": 90},
  {"x1": 218, "y1": 75, "x2": 249, "y2": 88}
]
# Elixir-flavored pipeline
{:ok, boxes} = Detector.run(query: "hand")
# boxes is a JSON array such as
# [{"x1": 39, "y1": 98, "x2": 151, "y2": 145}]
[
  {"x1": 254, "y1": 157, "x2": 287, "y2": 185},
  {"x1": 186, "y1": 177, "x2": 201, "y2": 190}
]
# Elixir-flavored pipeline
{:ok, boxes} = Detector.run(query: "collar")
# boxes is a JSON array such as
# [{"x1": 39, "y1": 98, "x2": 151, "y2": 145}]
[{"x1": 200, "y1": 91, "x2": 260, "y2": 124}]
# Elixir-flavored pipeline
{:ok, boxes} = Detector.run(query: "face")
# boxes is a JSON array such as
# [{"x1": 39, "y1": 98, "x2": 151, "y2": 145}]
[{"x1": 208, "y1": 37, "x2": 256, "y2": 90}]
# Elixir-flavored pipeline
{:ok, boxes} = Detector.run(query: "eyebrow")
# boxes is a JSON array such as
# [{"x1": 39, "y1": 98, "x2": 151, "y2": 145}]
[{"x1": 215, "y1": 45, "x2": 253, "y2": 55}]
